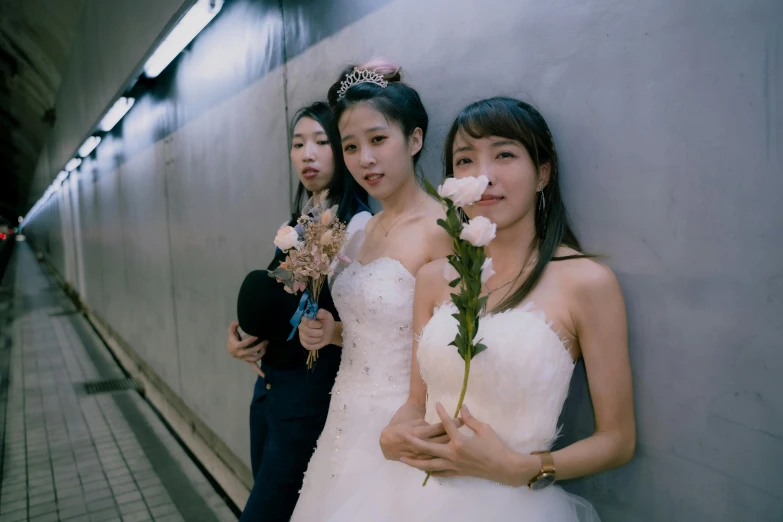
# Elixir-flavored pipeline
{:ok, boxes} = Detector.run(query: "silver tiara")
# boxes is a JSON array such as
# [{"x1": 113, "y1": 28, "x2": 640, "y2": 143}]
[{"x1": 337, "y1": 67, "x2": 388, "y2": 100}]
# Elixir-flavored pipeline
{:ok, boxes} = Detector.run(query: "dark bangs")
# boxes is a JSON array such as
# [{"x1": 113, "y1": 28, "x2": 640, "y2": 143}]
[{"x1": 444, "y1": 97, "x2": 551, "y2": 176}]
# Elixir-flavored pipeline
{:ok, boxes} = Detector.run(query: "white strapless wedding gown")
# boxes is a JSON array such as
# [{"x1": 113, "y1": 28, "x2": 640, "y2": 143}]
[
  {"x1": 290, "y1": 257, "x2": 416, "y2": 521},
  {"x1": 293, "y1": 258, "x2": 599, "y2": 521}
]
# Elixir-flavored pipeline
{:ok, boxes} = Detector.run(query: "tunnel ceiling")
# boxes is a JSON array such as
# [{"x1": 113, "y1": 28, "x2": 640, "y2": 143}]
[{"x1": 0, "y1": 0, "x2": 85, "y2": 223}]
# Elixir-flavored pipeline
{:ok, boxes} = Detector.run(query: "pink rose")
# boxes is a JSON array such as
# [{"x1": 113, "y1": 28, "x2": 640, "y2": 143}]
[
  {"x1": 480, "y1": 257, "x2": 495, "y2": 284},
  {"x1": 437, "y1": 175, "x2": 490, "y2": 208},
  {"x1": 274, "y1": 226, "x2": 299, "y2": 251},
  {"x1": 459, "y1": 216, "x2": 496, "y2": 247}
]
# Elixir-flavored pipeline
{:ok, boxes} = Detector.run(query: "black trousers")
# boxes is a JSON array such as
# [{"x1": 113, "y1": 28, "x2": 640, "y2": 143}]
[{"x1": 239, "y1": 377, "x2": 328, "y2": 522}]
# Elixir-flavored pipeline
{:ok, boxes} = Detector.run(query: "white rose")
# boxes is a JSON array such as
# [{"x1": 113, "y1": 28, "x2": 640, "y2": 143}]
[
  {"x1": 443, "y1": 262, "x2": 460, "y2": 282},
  {"x1": 274, "y1": 226, "x2": 299, "y2": 251},
  {"x1": 459, "y1": 216, "x2": 496, "y2": 247},
  {"x1": 437, "y1": 175, "x2": 490, "y2": 208},
  {"x1": 481, "y1": 257, "x2": 495, "y2": 284}
]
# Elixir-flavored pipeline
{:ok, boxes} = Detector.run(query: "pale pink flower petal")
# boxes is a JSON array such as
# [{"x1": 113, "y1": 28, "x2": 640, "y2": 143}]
[
  {"x1": 480, "y1": 257, "x2": 495, "y2": 284},
  {"x1": 274, "y1": 226, "x2": 299, "y2": 251},
  {"x1": 459, "y1": 216, "x2": 497, "y2": 247},
  {"x1": 437, "y1": 175, "x2": 490, "y2": 208}
]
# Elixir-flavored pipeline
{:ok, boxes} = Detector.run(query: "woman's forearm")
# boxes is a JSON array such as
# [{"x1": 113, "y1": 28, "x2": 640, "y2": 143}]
[
  {"x1": 552, "y1": 429, "x2": 635, "y2": 480},
  {"x1": 504, "y1": 430, "x2": 635, "y2": 486},
  {"x1": 387, "y1": 399, "x2": 425, "y2": 427}
]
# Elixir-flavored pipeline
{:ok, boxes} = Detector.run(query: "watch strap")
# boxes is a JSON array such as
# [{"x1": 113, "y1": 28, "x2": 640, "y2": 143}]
[
  {"x1": 534, "y1": 450, "x2": 555, "y2": 474},
  {"x1": 529, "y1": 450, "x2": 556, "y2": 488}
]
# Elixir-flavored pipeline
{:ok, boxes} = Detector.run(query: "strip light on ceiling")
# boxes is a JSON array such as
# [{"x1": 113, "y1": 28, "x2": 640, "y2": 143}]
[
  {"x1": 78, "y1": 136, "x2": 102, "y2": 158},
  {"x1": 99, "y1": 97, "x2": 135, "y2": 132},
  {"x1": 143, "y1": 0, "x2": 224, "y2": 79}
]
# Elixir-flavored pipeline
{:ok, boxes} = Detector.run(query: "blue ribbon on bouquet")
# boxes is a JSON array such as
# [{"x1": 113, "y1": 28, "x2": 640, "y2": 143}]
[{"x1": 287, "y1": 289, "x2": 319, "y2": 341}]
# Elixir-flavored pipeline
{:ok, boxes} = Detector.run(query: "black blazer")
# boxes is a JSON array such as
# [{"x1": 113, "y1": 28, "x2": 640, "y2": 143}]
[{"x1": 250, "y1": 235, "x2": 342, "y2": 420}]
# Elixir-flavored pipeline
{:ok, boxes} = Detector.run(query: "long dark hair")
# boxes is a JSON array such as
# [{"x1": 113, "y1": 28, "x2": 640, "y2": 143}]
[
  {"x1": 444, "y1": 96, "x2": 585, "y2": 313},
  {"x1": 290, "y1": 102, "x2": 370, "y2": 222},
  {"x1": 327, "y1": 59, "x2": 428, "y2": 167}
]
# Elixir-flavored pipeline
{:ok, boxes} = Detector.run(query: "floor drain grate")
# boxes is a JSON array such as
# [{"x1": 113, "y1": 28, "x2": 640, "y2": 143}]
[{"x1": 82, "y1": 378, "x2": 141, "y2": 395}]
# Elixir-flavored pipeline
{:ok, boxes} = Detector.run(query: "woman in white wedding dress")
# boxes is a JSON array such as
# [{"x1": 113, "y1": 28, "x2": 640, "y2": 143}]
[
  {"x1": 325, "y1": 97, "x2": 637, "y2": 521},
  {"x1": 290, "y1": 60, "x2": 453, "y2": 521}
]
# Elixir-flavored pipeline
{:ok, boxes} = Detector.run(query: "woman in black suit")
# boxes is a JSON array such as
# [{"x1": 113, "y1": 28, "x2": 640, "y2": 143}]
[{"x1": 227, "y1": 101, "x2": 372, "y2": 521}]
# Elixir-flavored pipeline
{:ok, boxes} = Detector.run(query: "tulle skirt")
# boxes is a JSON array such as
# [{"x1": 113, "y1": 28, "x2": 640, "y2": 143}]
[
  {"x1": 325, "y1": 455, "x2": 601, "y2": 522},
  {"x1": 290, "y1": 394, "x2": 406, "y2": 521}
]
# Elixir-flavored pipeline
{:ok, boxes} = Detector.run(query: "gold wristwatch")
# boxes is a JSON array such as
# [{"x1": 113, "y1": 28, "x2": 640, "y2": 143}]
[{"x1": 528, "y1": 451, "x2": 556, "y2": 490}]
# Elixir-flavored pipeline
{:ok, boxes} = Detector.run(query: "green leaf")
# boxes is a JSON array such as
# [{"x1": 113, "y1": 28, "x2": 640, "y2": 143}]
[
  {"x1": 449, "y1": 277, "x2": 461, "y2": 288},
  {"x1": 448, "y1": 211, "x2": 462, "y2": 233},
  {"x1": 473, "y1": 342, "x2": 488, "y2": 356},
  {"x1": 267, "y1": 267, "x2": 296, "y2": 293},
  {"x1": 423, "y1": 178, "x2": 441, "y2": 200},
  {"x1": 436, "y1": 218, "x2": 451, "y2": 235},
  {"x1": 267, "y1": 267, "x2": 293, "y2": 284}
]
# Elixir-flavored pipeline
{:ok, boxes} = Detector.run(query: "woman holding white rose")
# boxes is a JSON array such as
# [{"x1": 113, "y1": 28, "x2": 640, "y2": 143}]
[{"x1": 321, "y1": 97, "x2": 635, "y2": 520}]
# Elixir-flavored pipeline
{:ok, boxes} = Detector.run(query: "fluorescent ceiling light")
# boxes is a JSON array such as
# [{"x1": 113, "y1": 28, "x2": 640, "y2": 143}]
[
  {"x1": 53, "y1": 171, "x2": 68, "y2": 190},
  {"x1": 143, "y1": 0, "x2": 224, "y2": 78},
  {"x1": 55, "y1": 171, "x2": 73, "y2": 192},
  {"x1": 78, "y1": 136, "x2": 102, "y2": 158},
  {"x1": 100, "y1": 97, "x2": 135, "y2": 132},
  {"x1": 65, "y1": 158, "x2": 82, "y2": 172}
]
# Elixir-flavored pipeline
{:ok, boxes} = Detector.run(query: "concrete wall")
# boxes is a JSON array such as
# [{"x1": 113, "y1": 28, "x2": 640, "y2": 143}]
[{"x1": 22, "y1": 0, "x2": 783, "y2": 520}]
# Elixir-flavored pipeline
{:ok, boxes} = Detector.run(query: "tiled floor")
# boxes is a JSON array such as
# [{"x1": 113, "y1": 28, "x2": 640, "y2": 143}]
[{"x1": 0, "y1": 244, "x2": 237, "y2": 522}]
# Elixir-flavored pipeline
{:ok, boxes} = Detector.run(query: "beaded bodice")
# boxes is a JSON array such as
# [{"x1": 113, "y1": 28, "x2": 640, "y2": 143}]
[
  {"x1": 297, "y1": 258, "x2": 415, "y2": 489},
  {"x1": 329, "y1": 257, "x2": 416, "y2": 411}
]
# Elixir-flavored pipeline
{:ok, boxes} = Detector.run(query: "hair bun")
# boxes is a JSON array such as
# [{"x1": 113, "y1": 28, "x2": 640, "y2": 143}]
[
  {"x1": 359, "y1": 58, "x2": 402, "y2": 83},
  {"x1": 327, "y1": 58, "x2": 403, "y2": 106}
]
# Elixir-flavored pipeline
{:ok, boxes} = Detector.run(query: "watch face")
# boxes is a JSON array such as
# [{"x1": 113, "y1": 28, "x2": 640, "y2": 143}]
[{"x1": 530, "y1": 473, "x2": 556, "y2": 491}]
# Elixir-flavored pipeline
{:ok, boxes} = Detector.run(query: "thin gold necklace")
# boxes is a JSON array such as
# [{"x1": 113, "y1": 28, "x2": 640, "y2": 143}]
[
  {"x1": 484, "y1": 255, "x2": 538, "y2": 307},
  {"x1": 379, "y1": 195, "x2": 426, "y2": 237}
]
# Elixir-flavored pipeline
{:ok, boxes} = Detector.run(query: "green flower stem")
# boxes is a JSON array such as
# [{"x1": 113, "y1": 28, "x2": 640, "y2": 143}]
[
  {"x1": 422, "y1": 285, "x2": 475, "y2": 487},
  {"x1": 419, "y1": 179, "x2": 486, "y2": 487}
]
